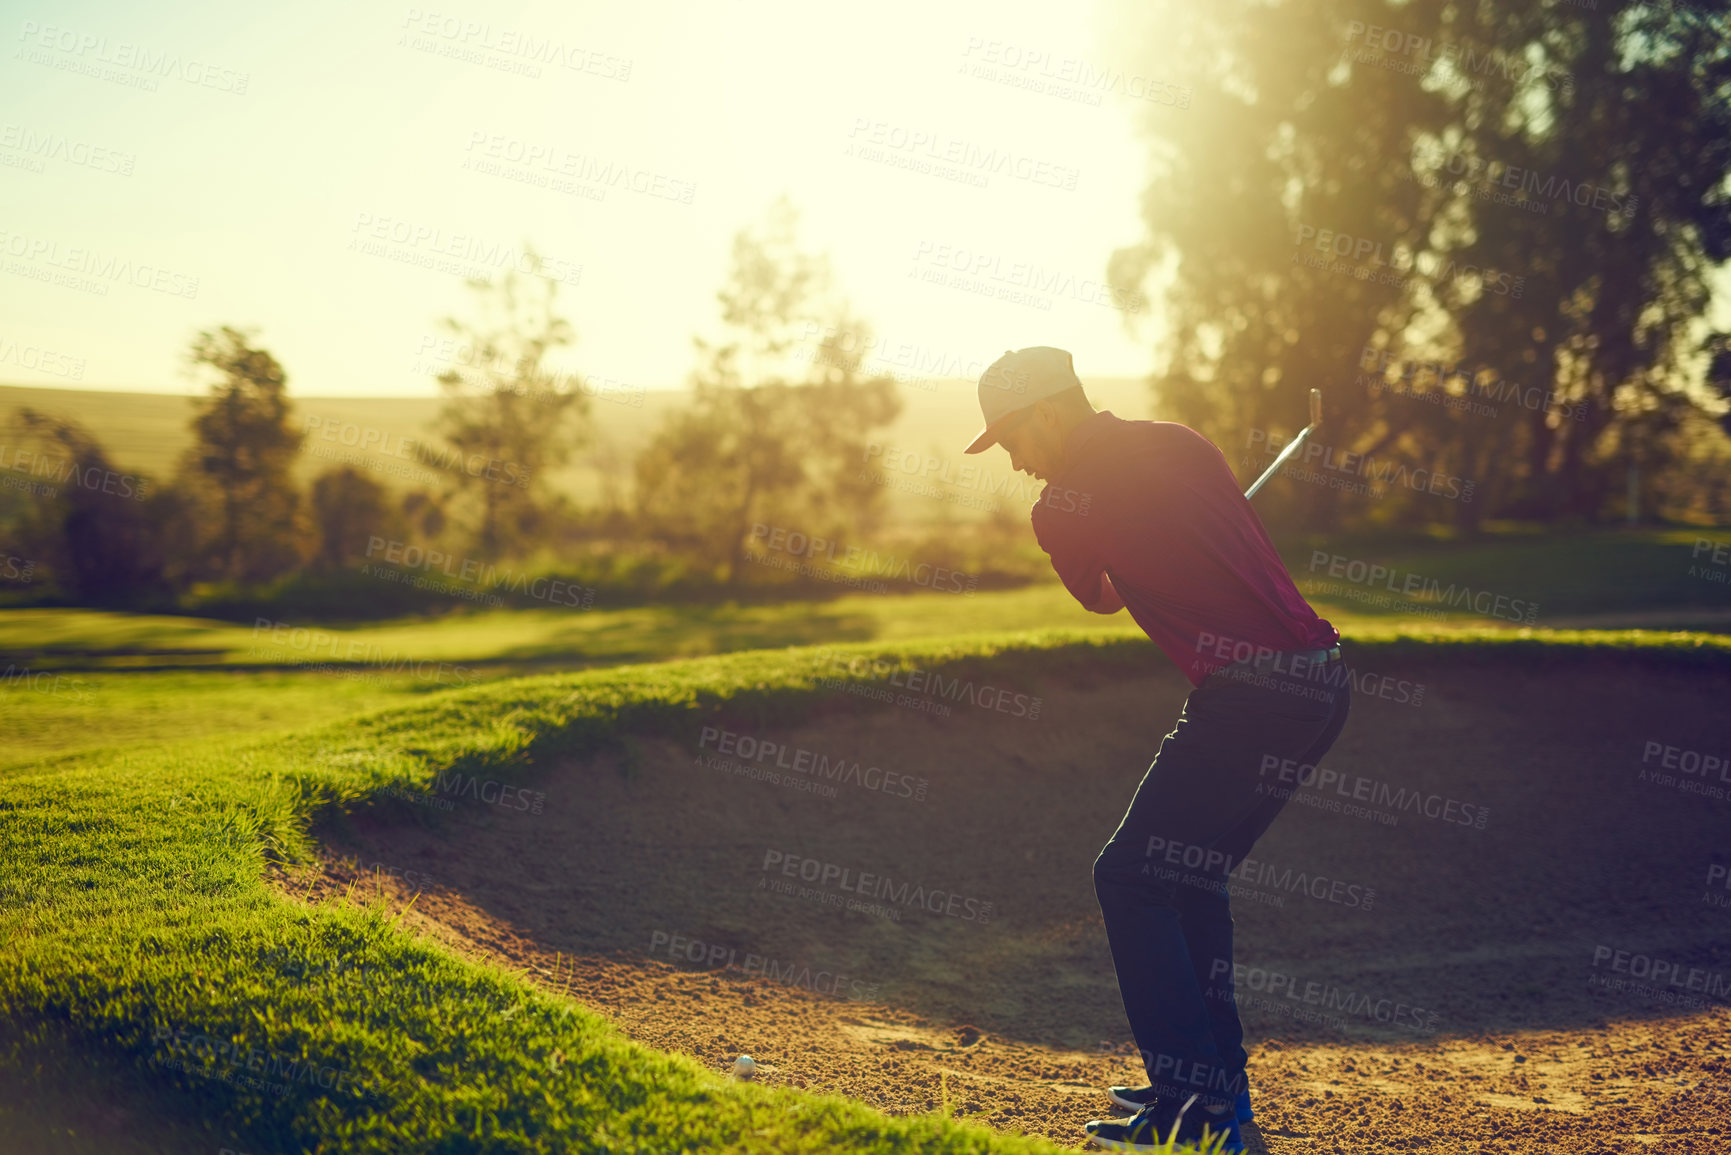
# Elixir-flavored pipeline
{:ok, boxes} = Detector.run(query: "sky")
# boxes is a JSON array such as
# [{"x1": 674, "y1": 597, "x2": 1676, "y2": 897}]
[{"x1": 0, "y1": 0, "x2": 1178, "y2": 397}]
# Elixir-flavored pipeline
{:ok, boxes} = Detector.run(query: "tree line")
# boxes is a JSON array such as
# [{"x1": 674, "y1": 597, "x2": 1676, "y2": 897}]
[
  {"x1": 0, "y1": 199, "x2": 941, "y2": 610},
  {"x1": 1108, "y1": 0, "x2": 1731, "y2": 528},
  {"x1": 11, "y1": 0, "x2": 1731, "y2": 618}
]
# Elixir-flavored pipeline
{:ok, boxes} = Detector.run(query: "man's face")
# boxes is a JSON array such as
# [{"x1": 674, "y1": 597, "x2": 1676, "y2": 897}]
[{"x1": 996, "y1": 400, "x2": 1067, "y2": 482}]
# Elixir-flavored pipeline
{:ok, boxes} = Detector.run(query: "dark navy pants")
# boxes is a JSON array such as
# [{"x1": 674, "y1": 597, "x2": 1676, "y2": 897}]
[{"x1": 1092, "y1": 657, "x2": 1352, "y2": 1109}]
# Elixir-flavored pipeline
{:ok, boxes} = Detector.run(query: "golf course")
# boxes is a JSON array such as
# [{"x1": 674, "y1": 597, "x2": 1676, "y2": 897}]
[
  {"x1": 5, "y1": 528, "x2": 1730, "y2": 1153},
  {"x1": 8, "y1": 0, "x2": 1731, "y2": 1148}
]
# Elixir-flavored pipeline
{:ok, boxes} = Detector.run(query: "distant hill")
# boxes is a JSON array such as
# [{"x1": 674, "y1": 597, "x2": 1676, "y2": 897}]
[{"x1": 0, "y1": 375, "x2": 1155, "y2": 518}]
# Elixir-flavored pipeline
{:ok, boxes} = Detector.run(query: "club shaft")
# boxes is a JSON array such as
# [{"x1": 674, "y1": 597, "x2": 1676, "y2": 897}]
[{"x1": 1244, "y1": 425, "x2": 1318, "y2": 499}]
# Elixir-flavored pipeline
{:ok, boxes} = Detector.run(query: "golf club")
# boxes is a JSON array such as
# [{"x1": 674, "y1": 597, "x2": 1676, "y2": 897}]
[{"x1": 1244, "y1": 388, "x2": 1323, "y2": 499}]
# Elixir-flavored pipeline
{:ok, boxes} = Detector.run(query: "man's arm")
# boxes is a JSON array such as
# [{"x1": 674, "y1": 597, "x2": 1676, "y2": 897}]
[
  {"x1": 1034, "y1": 504, "x2": 1125, "y2": 614},
  {"x1": 1092, "y1": 570, "x2": 1126, "y2": 614}
]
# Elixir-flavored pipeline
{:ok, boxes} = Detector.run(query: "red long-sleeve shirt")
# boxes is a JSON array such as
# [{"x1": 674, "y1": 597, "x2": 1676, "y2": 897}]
[{"x1": 1030, "y1": 411, "x2": 1338, "y2": 686}]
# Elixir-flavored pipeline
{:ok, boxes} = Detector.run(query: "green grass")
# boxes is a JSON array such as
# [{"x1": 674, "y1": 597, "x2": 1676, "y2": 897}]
[
  {"x1": 5, "y1": 624, "x2": 1730, "y2": 1153},
  {"x1": 0, "y1": 587, "x2": 1133, "y2": 672},
  {"x1": 1287, "y1": 525, "x2": 1731, "y2": 620},
  {"x1": 0, "y1": 628, "x2": 1221, "y2": 1154},
  {"x1": 0, "y1": 589, "x2": 1147, "y2": 766},
  {"x1": 2, "y1": 521, "x2": 1726, "y2": 1149},
  {"x1": 0, "y1": 669, "x2": 448, "y2": 773},
  {"x1": 3, "y1": 521, "x2": 1724, "y2": 770},
  {"x1": 4, "y1": 526, "x2": 1726, "y2": 677}
]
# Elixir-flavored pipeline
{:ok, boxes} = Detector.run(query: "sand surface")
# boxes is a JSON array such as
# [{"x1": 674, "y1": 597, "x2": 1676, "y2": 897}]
[{"x1": 281, "y1": 654, "x2": 1731, "y2": 1151}]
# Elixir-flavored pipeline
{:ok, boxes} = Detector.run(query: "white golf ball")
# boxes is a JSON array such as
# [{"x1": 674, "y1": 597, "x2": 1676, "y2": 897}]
[{"x1": 732, "y1": 1054, "x2": 756, "y2": 1079}]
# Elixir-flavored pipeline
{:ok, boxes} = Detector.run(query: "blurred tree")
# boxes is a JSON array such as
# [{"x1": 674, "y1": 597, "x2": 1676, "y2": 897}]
[
  {"x1": 1708, "y1": 334, "x2": 1731, "y2": 438},
  {"x1": 635, "y1": 198, "x2": 901, "y2": 583},
  {"x1": 310, "y1": 466, "x2": 398, "y2": 570},
  {"x1": 1108, "y1": 0, "x2": 1731, "y2": 528},
  {"x1": 10, "y1": 409, "x2": 197, "y2": 603},
  {"x1": 399, "y1": 488, "x2": 448, "y2": 542},
  {"x1": 182, "y1": 326, "x2": 306, "y2": 580},
  {"x1": 427, "y1": 249, "x2": 585, "y2": 559}
]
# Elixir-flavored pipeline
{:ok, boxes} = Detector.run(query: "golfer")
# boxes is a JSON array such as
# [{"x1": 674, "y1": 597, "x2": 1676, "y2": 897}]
[{"x1": 964, "y1": 347, "x2": 1352, "y2": 1153}]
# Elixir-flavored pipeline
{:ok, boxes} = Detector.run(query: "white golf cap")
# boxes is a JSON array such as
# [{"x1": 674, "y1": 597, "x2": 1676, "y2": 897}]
[{"x1": 964, "y1": 346, "x2": 1082, "y2": 454}]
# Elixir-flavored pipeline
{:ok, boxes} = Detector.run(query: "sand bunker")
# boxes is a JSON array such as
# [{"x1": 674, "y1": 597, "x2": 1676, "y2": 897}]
[{"x1": 283, "y1": 654, "x2": 1731, "y2": 1152}]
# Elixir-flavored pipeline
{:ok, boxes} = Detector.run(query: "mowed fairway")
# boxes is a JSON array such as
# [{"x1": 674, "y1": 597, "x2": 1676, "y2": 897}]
[
  {"x1": 4, "y1": 630, "x2": 1178, "y2": 1155},
  {"x1": 1, "y1": 525, "x2": 1725, "y2": 771},
  {"x1": 3, "y1": 550, "x2": 1730, "y2": 1153}
]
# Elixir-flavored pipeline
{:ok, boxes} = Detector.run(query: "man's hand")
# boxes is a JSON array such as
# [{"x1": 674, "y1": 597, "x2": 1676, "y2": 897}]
[{"x1": 1092, "y1": 570, "x2": 1126, "y2": 614}]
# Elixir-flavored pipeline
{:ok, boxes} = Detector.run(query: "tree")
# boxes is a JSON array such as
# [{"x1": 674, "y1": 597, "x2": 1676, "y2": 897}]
[
  {"x1": 182, "y1": 326, "x2": 305, "y2": 580},
  {"x1": 635, "y1": 198, "x2": 901, "y2": 583},
  {"x1": 10, "y1": 409, "x2": 196, "y2": 603},
  {"x1": 310, "y1": 466, "x2": 397, "y2": 570},
  {"x1": 1107, "y1": 0, "x2": 1731, "y2": 528},
  {"x1": 427, "y1": 249, "x2": 584, "y2": 558}
]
